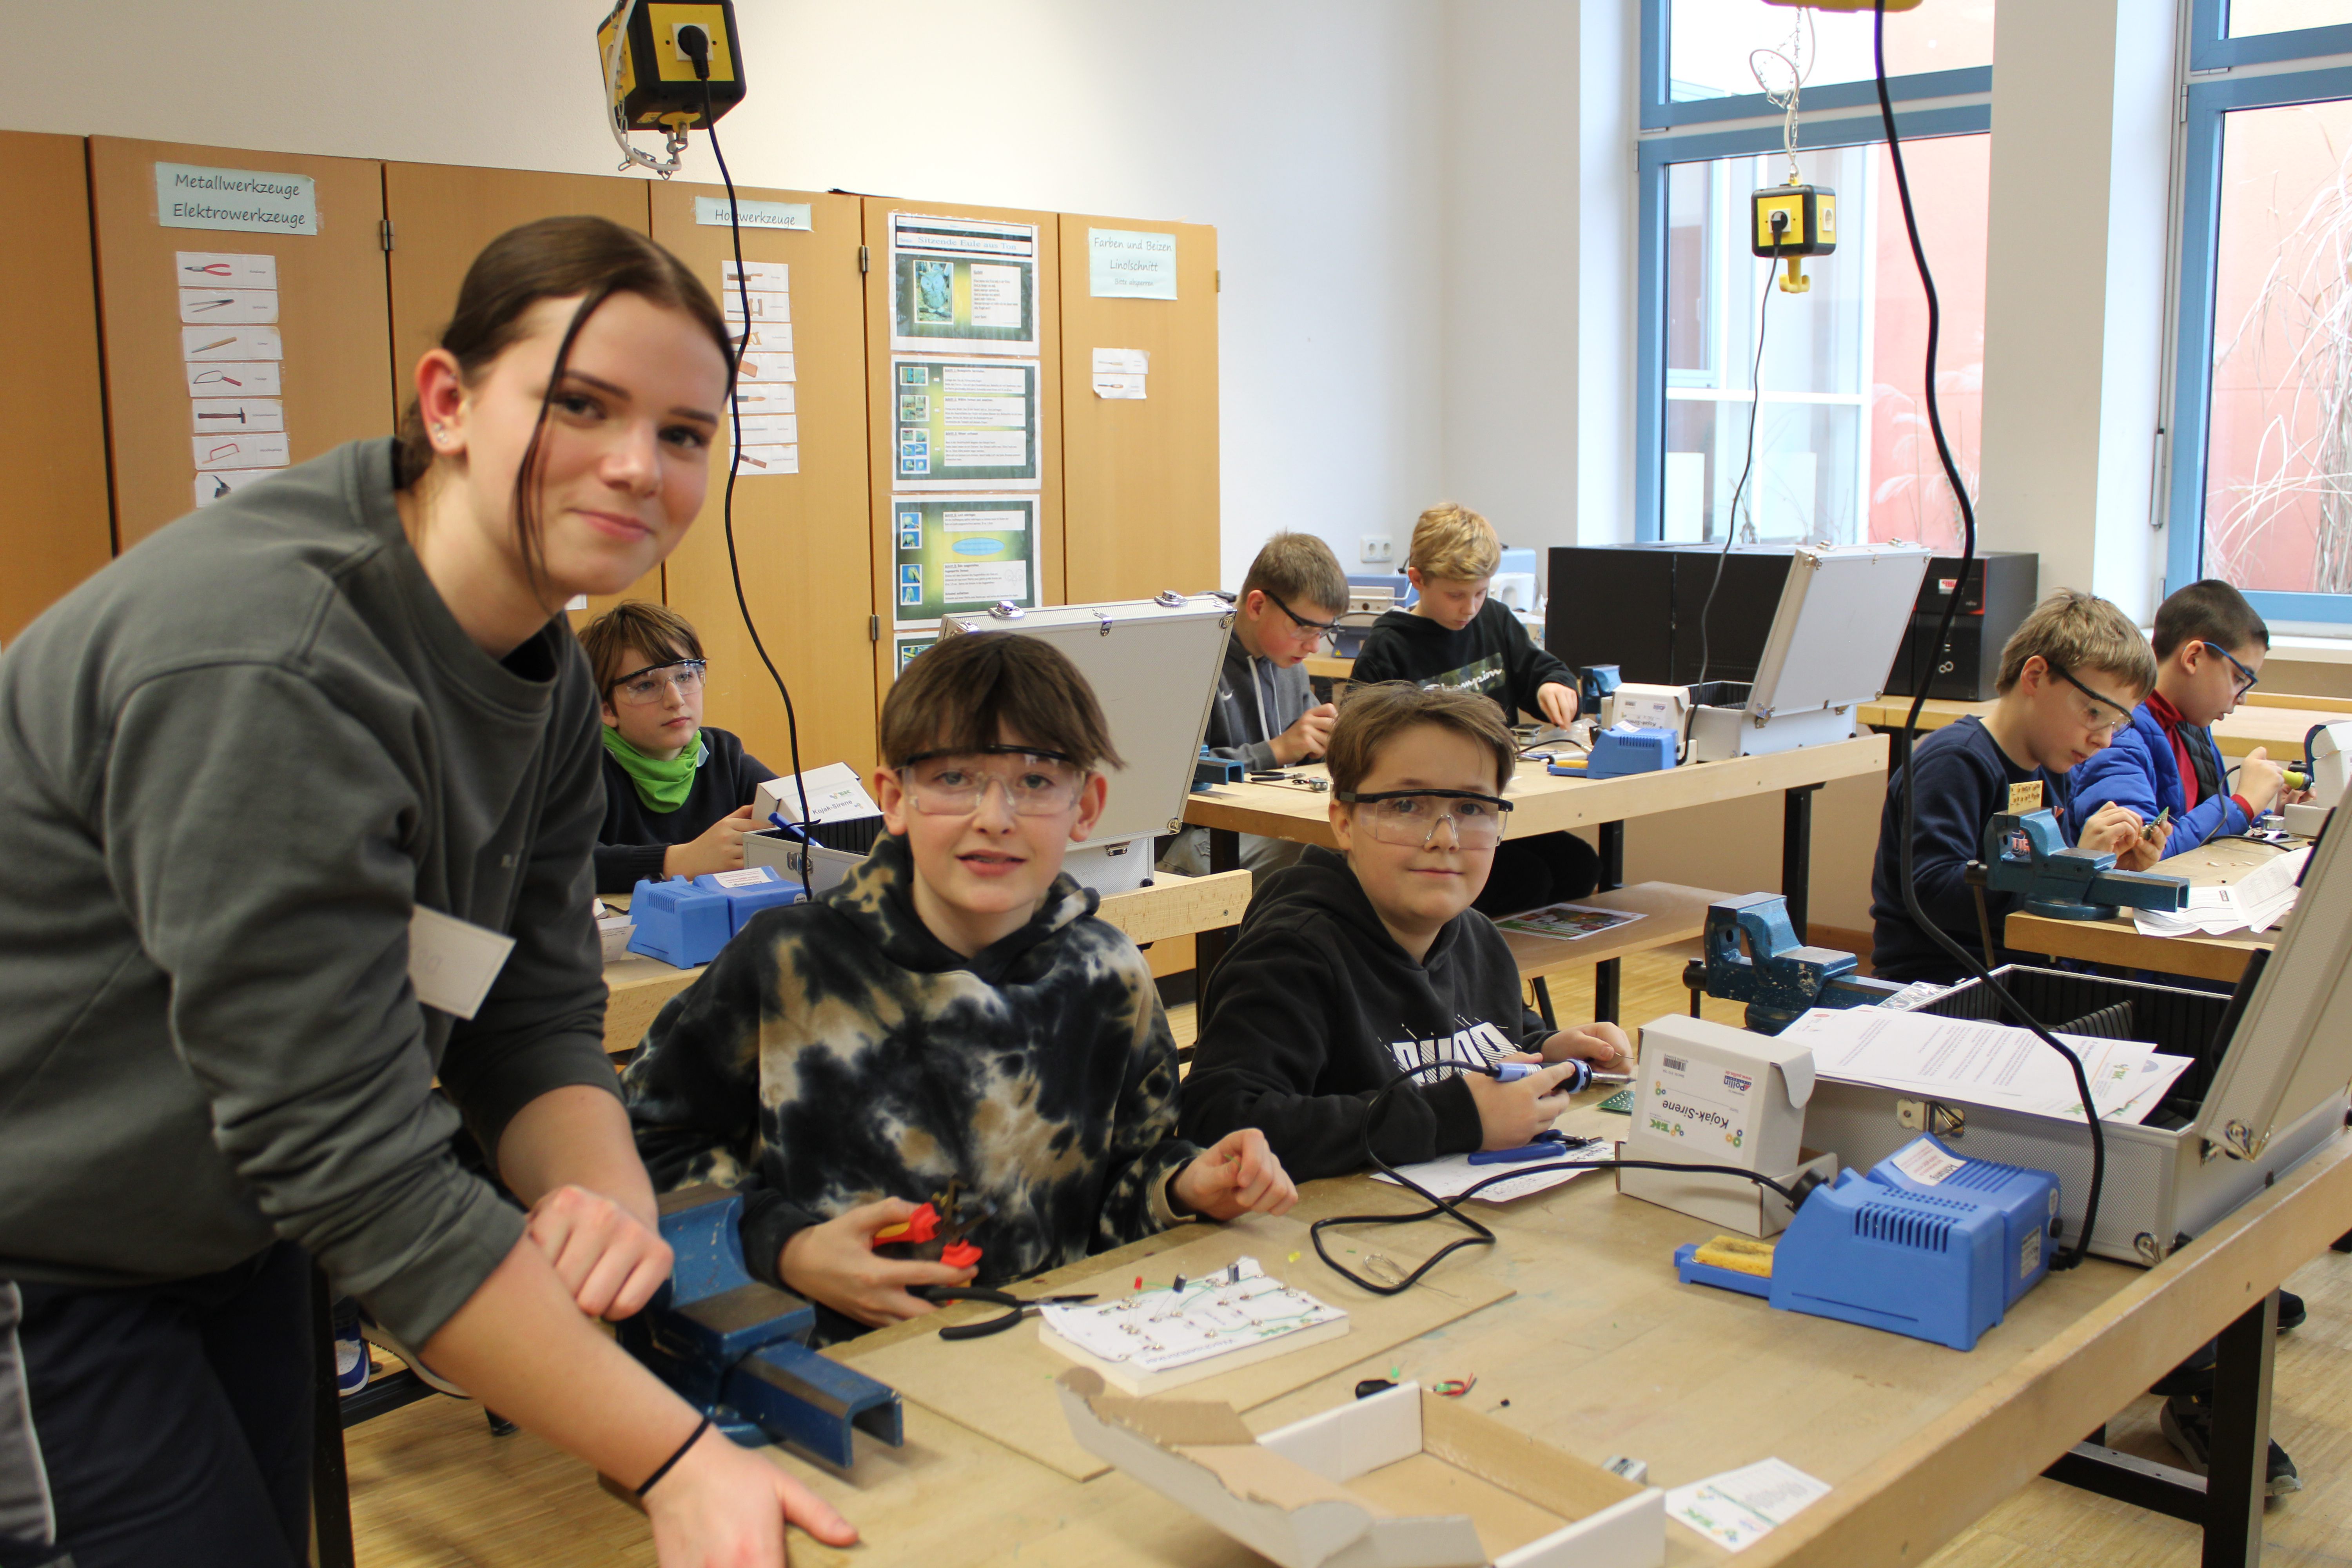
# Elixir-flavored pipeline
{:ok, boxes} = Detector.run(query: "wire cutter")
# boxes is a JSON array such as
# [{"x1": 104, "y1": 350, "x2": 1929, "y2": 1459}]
[{"x1": 908, "y1": 1285, "x2": 1098, "y2": 1340}]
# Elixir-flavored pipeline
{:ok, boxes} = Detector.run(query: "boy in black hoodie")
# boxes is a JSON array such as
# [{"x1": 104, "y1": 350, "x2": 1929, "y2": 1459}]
[
  {"x1": 1179, "y1": 683, "x2": 1631, "y2": 1181},
  {"x1": 1348, "y1": 503, "x2": 1596, "y2": 914}
]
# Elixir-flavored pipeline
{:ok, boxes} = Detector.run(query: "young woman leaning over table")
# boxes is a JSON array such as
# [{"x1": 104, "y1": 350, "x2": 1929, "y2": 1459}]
[{"x1": 0, "y1": 216, "x2": 850, "y2": 1568}]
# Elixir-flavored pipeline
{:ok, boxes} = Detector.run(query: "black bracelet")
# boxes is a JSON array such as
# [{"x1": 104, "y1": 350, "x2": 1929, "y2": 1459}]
[{"x1": 636, "y1": 1414, "x2": 712, "y2": 1499}]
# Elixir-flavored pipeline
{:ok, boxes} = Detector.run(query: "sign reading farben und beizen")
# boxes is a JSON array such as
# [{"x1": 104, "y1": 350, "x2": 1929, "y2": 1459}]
[{"x1": 154, "y1": 162, "x2": 319, "y2": 236}]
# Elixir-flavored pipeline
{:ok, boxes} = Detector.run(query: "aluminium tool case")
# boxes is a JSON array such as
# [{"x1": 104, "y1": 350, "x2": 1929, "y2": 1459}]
[
  {"x1": 1802, "y1": 822, "x2": 2352, "y2": 1263},
  {"x1": 938, "y1": 593, "x2": 1232, "y2": 895}
]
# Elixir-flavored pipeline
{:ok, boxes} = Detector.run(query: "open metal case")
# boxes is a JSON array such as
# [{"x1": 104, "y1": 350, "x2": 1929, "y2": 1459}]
[
  {"x1": 1804, "y1": 818, "x2": 2352, "y2": 1263},
  {"x1": 1688, "y1": 543, "x2": 1929, "y2": 760},
  {"x1": 938, "y1": 593, "x2": 1233, "y2": 895}
]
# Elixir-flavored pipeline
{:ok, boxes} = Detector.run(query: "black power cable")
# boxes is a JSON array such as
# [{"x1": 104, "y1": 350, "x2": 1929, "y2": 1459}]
[
  {"x1": 684, "y1": 33, "x2": 814, "y2": 833},
  {"x1": 1696, "y1": 218, "x2": 1788, "y2": 689},
  {"x1": 1871, "y1": 0, "x2": 2105, "y2": 1269},
  {"x1": 1313, "y1": 1055, "x2": 1808, "y2": 1297}
]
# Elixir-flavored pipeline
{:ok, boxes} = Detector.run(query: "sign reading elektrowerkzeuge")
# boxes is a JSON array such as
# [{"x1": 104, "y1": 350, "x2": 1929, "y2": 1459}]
[{"x1": 154, "y1": 163, "x2": 318, "y2": 236}]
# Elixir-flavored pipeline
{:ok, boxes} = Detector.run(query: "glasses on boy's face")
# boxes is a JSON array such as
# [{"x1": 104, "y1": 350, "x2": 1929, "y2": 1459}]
[
  {"x1": 2049, "y1": 664, "x2": 2134, "y2": 739},
  {"x1": 2200, "y1": 641, "x2": 2261, "y2": 700},
  {"x1": 1337, "y1": 789, "x2": 1514, "y2": 849},
  {"x1": 609, "y1": 659, "x2": 707, "y2": 705},
  {"x1": 899, "y1": 746, "x2": 1084, "y2": 817},
  {"x1": 1262, "y1": 591, "x2": 1339, "y2": 650}
]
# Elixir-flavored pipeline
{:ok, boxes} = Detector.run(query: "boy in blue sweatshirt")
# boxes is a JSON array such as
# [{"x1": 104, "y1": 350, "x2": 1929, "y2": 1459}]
[
  {"x1": 1871, "y1": 590, "x2": 2157, "y2": 982},
  {"x1": 2071, "y1": 580, "x2": 2298, "y2": 854}
]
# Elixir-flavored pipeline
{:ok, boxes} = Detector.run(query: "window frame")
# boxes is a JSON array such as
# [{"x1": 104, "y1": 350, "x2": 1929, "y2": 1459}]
[
  {"x1": 1635, "y1": 0, "x2": 1993, "y2": 543},
  {"x1": 2166, "y1": 54, "x2": 2352, "y2": 623},
  {"x1": 2189, "y1": 0, "x2": 2352, "y2": 72},
  {"x1": 1640, "y1": 0, "x2": 1992, "y2": 129}
]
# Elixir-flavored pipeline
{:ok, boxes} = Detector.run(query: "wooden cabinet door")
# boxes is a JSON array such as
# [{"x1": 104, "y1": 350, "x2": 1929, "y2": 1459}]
[
  {"x1": 383, "y1": 163, "x2": 660, "y2": 624},
  {"x1": 650, "y1": 187, "x2": 877, "y2": 777},
  {"x1": 1059, "y1": 217, "x2": 1219, "y2": 601},
  {"x1": 0, "y1": 133, "x2": 111, "y2": 642},
  {"x1": 89, "y1": 137, "x2": 392, "y2": 548}
]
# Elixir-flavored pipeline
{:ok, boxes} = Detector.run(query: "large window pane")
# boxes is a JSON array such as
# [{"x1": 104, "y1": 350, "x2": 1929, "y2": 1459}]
[
  {"x1": 2228, "y1": 1, "x2": 2352, "y2": 38},
  {"x1": 2203, "y1": 98, "x2": 2352, "y2": 596},
  {"x1": 1661, "y1": 134, "x2": 1988, "y2": 549},
  {"x1": 1668, "y1": 0, "x2": 1994, "y2": 103}
]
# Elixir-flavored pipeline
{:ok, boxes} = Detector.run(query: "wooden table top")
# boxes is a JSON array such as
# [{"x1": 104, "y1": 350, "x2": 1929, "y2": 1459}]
[
  {"x1": 1181, "y1": 734, "x2": 1890, "y2": 848},
  {"x1": 2003, "y1": 834, "x2": 2306, "y2": 984},
  {"x1": 1858, "y1": 691, "x2": 2352, "y2": 761},
  {"x1": 759, "y1": 1095, "x2": 2352, "y2": 1568},
  {"x1": 600, "y1": 868, "x2": 1254, "y2": 1054}
]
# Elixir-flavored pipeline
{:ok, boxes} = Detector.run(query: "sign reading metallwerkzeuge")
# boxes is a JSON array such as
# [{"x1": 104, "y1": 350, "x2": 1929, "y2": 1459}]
[{"x1": 154, "y1": 163, "x2": 318, "y2": 235}]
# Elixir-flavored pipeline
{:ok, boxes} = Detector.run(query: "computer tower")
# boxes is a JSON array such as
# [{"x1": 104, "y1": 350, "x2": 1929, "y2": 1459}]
[{"x1": 1883, "y1": 552, "x2": 2038, "y2": 700}]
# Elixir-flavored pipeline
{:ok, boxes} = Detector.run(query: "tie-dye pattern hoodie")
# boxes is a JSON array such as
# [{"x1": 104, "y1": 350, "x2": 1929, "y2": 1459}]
[{"x1": 622, "y1": 832, "x2": 1197, "y2": 1305}]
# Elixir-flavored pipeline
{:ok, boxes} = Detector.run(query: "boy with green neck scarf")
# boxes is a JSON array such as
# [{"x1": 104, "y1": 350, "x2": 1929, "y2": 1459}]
[{"x1": 582, "y1": 601, "x2": 777, "y2": 894}]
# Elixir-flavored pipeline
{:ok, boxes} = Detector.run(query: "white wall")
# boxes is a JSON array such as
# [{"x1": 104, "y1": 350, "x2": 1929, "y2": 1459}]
[
  {"x1": 4, "y1": 0, "x2": 1450, "y2": 592},
  {"x1": 1437, "y1": 0, "x2": 1639, "y2": 581},
  {"x1": 1976, "y1": 0, "x2": 2177, "y2": 621}
]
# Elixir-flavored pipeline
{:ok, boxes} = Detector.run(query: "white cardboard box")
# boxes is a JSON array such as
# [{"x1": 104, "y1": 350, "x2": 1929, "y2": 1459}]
[
  {"x1": 1056, "y1": 1370, "x2": 1665, "y2": 1568},
  {"x1": 1618, "y1": 1015, "x2": 1824, "y2": 1238}
]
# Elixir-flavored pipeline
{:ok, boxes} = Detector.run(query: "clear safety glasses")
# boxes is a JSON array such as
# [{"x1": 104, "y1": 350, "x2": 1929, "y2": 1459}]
[
  {"x1": 1337, "y1": 788, "x2": 1514, "y2": 849},
  {"x1": 899, "y1": 745, "x2": 1085, "y2": 817},
  {"x1": 609, "y1": 659, "x2": 707, "y2": 706}
]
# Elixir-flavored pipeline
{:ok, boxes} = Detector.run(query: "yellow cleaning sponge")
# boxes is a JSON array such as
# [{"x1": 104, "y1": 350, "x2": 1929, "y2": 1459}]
[{"x1": 1693, "y1": 1235, "x2": 1776, "y2": 1278}]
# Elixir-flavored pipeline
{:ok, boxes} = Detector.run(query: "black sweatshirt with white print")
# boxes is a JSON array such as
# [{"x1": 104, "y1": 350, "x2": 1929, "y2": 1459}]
[{"x1": 1178, "y1": 846, "x2": 1548, "y2": 1181}]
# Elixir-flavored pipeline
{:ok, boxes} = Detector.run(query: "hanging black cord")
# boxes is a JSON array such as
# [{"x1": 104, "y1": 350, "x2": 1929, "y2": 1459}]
[
  {"x1": 699, "y1": 71, "x2": 814, "y2": 832},
  {"x1": 1313, "y1": 1057, "x2": 1805, "y2": 1297},
  {"x1": 1873, "y1": 0, "x2": 2104, "y2": 1269},
  {"x1": 1696, "y1": 224, "x2": 1787, "y2": 689}
]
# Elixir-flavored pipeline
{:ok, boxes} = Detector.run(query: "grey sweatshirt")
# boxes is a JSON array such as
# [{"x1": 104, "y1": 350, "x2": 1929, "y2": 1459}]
[
  {"x1": 1202, "y1": 631, "x2": 1314, "y2": 770},
  {"x1": 0, "y1": 439, "x2": 620, "y2": 1347}
]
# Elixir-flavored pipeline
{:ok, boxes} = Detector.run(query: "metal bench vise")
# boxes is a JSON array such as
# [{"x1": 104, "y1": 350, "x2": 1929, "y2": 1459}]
[
  {"x1": 1682, "y1": 893, "x2": 1907, "y2": 1034},
  {"x1": 1971, "y1": 810, "x2": 2189, "y2": 921},
  {"x1": 619, "y1": 1185, "x2": 904, "y2": 1469}
]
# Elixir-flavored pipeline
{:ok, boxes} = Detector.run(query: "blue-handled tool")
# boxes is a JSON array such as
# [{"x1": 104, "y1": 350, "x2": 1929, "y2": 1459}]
[
  {"x1": 1468, "y1": 1130, "x2": 1601, "y2": 1165},
  {"x1": 1489, "y1": 1060, "x2": 1631, "y2": 1091}
]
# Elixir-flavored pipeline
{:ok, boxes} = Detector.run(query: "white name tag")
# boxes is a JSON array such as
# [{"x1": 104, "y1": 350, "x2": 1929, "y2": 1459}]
[{"x1": 407, "y1": 906, "x2": 515, "y2": 1021}]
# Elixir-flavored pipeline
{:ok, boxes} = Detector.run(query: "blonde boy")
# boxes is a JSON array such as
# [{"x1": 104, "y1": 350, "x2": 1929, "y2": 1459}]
[
  {"x1": 626, "y1": 631, "x2": 1294, "y2": 1339},
  {"x1": 1349, "y1": 503, "x2": 1593, "y2": 915},
  {"x1": 1870, "y1": 589, "x2": 2158, "y2": 982}
]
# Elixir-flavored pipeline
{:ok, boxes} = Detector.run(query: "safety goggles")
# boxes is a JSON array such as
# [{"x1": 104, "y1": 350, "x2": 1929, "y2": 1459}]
[
  {"x1": 1263, "y1": 590, "x2": 1340, "y2": 649},
  {"x1": 608, "y1": 658, "x2": 707, "y2": 705},
  {"x1": 1336, "y1": 788, "x2": 1514, "y2": 849},
  {"x1": 898, "y1": 745, "x2": 1085, "y2": 817},
  {"x1": 2049, "y1": 664, "x2": 2136, "y2": 740}
]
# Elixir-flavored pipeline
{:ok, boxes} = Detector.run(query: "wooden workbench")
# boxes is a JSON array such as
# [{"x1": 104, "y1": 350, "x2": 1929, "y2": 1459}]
[
  {"x1": 753, "y1": 1096, "x2": 2352, "y2": 1568},
  {"x1": 1182, "y1": 735, "x2": 1888, "y2": 1021},
  {"x1": 2002, "y1": 835, "x2": 2303, "y2": 984},
  {"x1": 1858, "y1": 691, "x2": 2352, "y2": 762},
  {"x1": 600, "y1": 868, "x2": 1254, "y2": 1054}
]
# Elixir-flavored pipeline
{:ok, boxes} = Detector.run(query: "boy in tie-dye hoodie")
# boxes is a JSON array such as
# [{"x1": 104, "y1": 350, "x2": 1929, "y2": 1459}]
[{"x1": 624, "y1": 630, "x2": 1295, "y2": 1341}]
